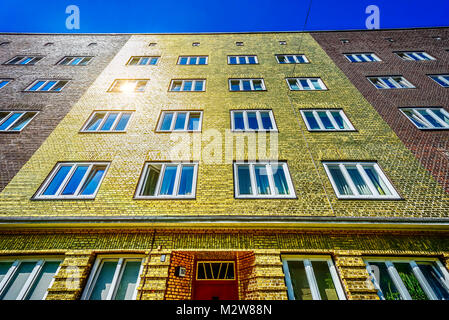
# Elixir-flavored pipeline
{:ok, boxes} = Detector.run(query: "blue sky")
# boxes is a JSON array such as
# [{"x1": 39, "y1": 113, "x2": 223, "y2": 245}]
[{"x1": 0, "y1": 0, "x2": 448, "y2": 33}]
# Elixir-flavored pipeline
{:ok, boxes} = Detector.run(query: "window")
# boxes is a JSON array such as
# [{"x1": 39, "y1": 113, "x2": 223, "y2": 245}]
[
  {"x1": 156, "y1": 111, "x2": 202, "y2": 132},
  {"x1": 148, "y1": 42, "x2": 157, "y2": 47},
  {"x1": 135, "y1": 162, "x2": 198, "y2": 199},
  {"x1": 344, "y1": 53, "x2": 381, "y2": 62},
  {"x1": 279, "y1": 41, "x2": 287, "y2": 45},
  {"x1": 323, "y1": 162, "x2": 400, "y2": 199},
  {"x1": 396, "y1": 51, "x2": 435, "y2": 61},
  {"x1": 0, "y1": 258, "x2": 62, "y2": 300},
  {"x1": 0, "y1": 42, "x2": 10, "y2": 46},
  {"x1": 340, "y1": 39, "x2": 349, "y2": 44},
  {"x1": 400, "y1": 108, "x2": 449, "y2": 130},
  {"x1": 227, "y1": 55, "x2": 258, "y2": 64},
  {"x1": 235, "y1": 41, "x2": 244, "y2": 46},
  {"x1": 81, "y1": 256, "x2": 144, "y2": 300},
  {"x1": 234, "y1": 161, "x2": 295, "y2": 198},
  {"x1": 385, "y1": 38, "x2": 395, "y2": 42},
  {"x1": 432, "y1": 36, "x2": 442, "y2": 41},
  {"x1": 300, "y1": 109, "x2": 354, "y2": 131},
  {"x1": 126, "y1": 56, "x2": 159, "y2": 66},
  {"x1": 108, "y1": 79, "x2": 148, "y2": 93},
  {"x1": 169, "y1": 79, "x2": 205, "y2": 92},
  {"x1": 229, "y1": 79, "x2": 265, "y2": 91},
  {"x1": 81, "y1": 111, "x2": 133, "y2": 132},
  {"x1": 276, "y1": 54, "x2": 309, "y2": 64},
  {"x1": 429, "y1": 74, "x2": 449, "y2": 88},
  {"x1": 88, "y1": 42, "x2": 97, "y2": 47},
  {"x1": 367, "y1": 76, "x2": 415, "y2": 89},
  {"x1": 25, "y1": 80, "x2": 69, "y2": 92},
  {"x1": 0, "y1": 111, "x2": 38, "y2": 132},
  {"x1": 57, "y1": 56, "x2": 93, "y2": 66},
  {"x1": 230, "y1": 110, "x2": 277, "y2": 131},
  {"x1": 282, "y1": 255, "x2": 346, "y2": 300},
  {"x1": 365, "y1": 259, "x2": 449, "y2": 300},
  {"x1": 44, "y1": 42, "x2": 54, "y2": 46},
  {"x1": 34, "y1": 162, "x2": 109, "y2": 199},
  {"x1": 192, "y1": 42, "x2": 200, "y2": 47},
  {"x1": 0, "y1": 79, "x2": 11, "y2": 90},
  {"x1": 286, "y1": 78, "x2": 327, "y2": 91},
  {"x1": 4, "y1": 56, "x2": 43, "y2": 65},
  {"x1": 196, "y1": 262, "x2": 235, "y2": 280},
  {"x1": 177, "y1": 56, "x2": 208, "y2": 65}
]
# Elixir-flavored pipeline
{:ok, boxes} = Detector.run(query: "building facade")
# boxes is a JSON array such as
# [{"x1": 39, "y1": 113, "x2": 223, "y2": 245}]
[{"x1": 0, "y1": 30, "x2": 449, "y2": 301}]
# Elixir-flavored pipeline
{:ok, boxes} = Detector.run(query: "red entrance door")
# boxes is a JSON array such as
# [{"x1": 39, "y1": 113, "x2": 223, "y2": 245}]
[{"x1": 193, "y1": 261, "x2": 239, "y2": 300}]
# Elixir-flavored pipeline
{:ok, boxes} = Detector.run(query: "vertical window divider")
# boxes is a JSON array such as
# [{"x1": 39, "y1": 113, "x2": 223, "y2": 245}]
[
  {"x1": 427, "y1": 109, "x2": 449, "y2": 127},
  {"x1": 110, "y1": 112, "x2": 123, "y2": 131},
  {"x1": 95, "y1": 112, "x2": 110, "y2": 131},
  {"x1": 385, "y1": 261, "x2": 412, "y2": 300},
  {"x1": 155, "y1": 164, "x2": 166, "y2": 196},
  {"x1": 0, "y1": 260, "x2": 20, "y2": 297},
  {"x1": 356, "y1": 164, "x2": 380, "y2": 196},
  {"x1": 170, "y1": 112, "x2": 178, "y2": 131},
  {"x1": 256, "y1": 112, "x2": 263, "y2": 130},
  {"x1": 338, "y1": 164, "x2": 358, "y2": 196},
  {"x1": 73, "y1": 164, "x2": 93, "y2": 195},
  {"x1": 282, "y1": 260, "x2": 295, "y2": 300},
  {"x1": 173, "y1": 164, "x2": 182, "y2": 196},
  {"x1": 326, "y1": 111, "x2": 340, "y2": 129},
  {"x1": 54, "y1": 164, "x2": 77, "y2": 196},
  {"x1": 366, "y1": 263, "x2": 385, "y2": 299},
  {"x1": 303, "y1": 259, "x2": 322, "y2": 300},
  {"x1": 105, "y1": 258, "x2": 124, "y2": 300},
  {"x1": 16, "y1": 260, "x2": 44, "y2": 300},
  {"x1": 184, "y1": 113, "x2": 190, "y2": 131},
  {"x1": 266, "y1": 164, "x2": 276, "y2": 196},
  {"x1": 312, "y1": 111, "x2": 325, "y2": 129},
  {"x1": 249, "y1": 163, "x2": 257, "y2": 196},
  {"x1": 327, "y1": 260, "x2": 346, "y2": 300},
  {"x1": 243, "y1": 111, "x2": 249, "y2": 130},
  {"x1": 409, "y1": 261, "x2": 438, "y2": 300}
]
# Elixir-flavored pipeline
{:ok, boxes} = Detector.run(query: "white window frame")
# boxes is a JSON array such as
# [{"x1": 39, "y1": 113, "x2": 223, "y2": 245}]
[
  {"x1": 57, "y1": 56, "x2": 93, "y2": 66},
  {"x1": 34, "y1": 162, "x2": 110, "y2": 200},
  {"x1": 0, "y1": 258, "x2": 62, "y2": 300},
  {"x1": 81, "y1": 255, "x2": 144, "y2": 300},
  {"x1": 286, "y1": 78, "x2": 327, "y2": 91},
  {"x1": 169, "y1": 79, "x2": 205, "y2": 92},
  {"x1": 367, "y1": 76, "x2": 415, "y2": 89},
  {"x1": 400, "y1": 107, "x2": 449, "y2": 130},
  {"x1": 227, "y1": 55, "x2": 258, "y2": 65},
  {"x1": 108, "y1": 79, "x2": 149, "y2": 93},
  {"x1": 135, "y1": 162, "x2": 199, "y2": 199},
  {"x1": 229, "y1": 79, "x2": 266, "y2": 91},
  {"x1": 156, "y1": 111, "x2": 203, "y2": 132},
  {"x1": 4, "y1": 56, "x2": 43, "y2": 65},
  {"x1": 344, "y1": 53, "x2": 381, "y2": 62},
  {"x1": 177, "y1": 56, "x2": 208, "y2": 65},
  {"x1": 281, "y1": 255, "x2": 346, "y2": 300},
  {"x1": 365, "y1": 257, "x2": 449, "y2": 300},
  {"x1": 323, "y1": 162, "x2": 400, "y2": 199},
  {"x1": 429, "y1": 74, "x2": 449, "y2": 87},
  {"x1": 230, "y1": 110, "x2": 278, "y2": 132},
  {"x1": 126, "y1": 56, "x2": 159, "y2": 66},
  {"x1": 233, "y1": 161, "x2": 296, "y2": 199},
  {"x1": 80, "y1": 111, "x2": 134, "y2": 133},
  {"x1": 25, "y1": 79, "x2": 70, "y2": 92},
  {"x1": 395, "y1": 51, "x2": 435, "y2": 61},
  {"x1": 300, "y1": 109, "x2": 355, "y2": 131},
  {"x1": 276, "y1": 54, "x2": 309, "y2": 64},
  {"x1": 0, "y1": 111, "x2": 38, "y2": 132}
]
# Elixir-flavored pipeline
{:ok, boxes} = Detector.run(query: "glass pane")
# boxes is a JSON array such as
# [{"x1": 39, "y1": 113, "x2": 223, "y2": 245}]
[
  {"x1": 100, "y1": 113, "x2": 119, "y2": 131},
  {"x1": 29, "y1": 81, "x2": 45, "y2": 91},
  {"x1": 197, "y1": 263, "x2": 206, "y2": 279},
  {"x1": 226, "y1": 263, "x2": 234, "y2": 279},
  {"x1": 179, "y1": 57, "x2": 188, "y2": 65},
  {"x1": 160, "y1": 113, "x2": 173, "y2": 131},
  {"x1": 0, "y1": 111, "x2": 9, "y2": 123},
  {"x1": 189, "y1": 57, "x2": 198, "y2": 65},
  {"x1": 233, "y1": 112, "x2": 244, "y2": 130},
  {"x1": 304, "y1": 111, "x2": 320, "y2": 130},
  {"x1": 394, "y1": 262, "x2": 427, "y2": 300},
  {"x1": 135, "y1": 81, "x2": 147, "y2": 92},
  {"x1": 159, "y1": 166, "x2": 177, "y2": 195},
  {"x1": 238, "y1": 56, "x2": 246, "y2": 64},
  {"x1": 61, "y1": 165, "x2": 89, "y2": 195},
  {"x1": 272, "y1": 165, "x2": 289, "y2": 195},
  {"x1": 40, "y1": 81, "x2": 57, "y2": 91},
  {"x1": 253, "y1": 80, "x2": 263, "y2": 90},
  {"x1": 312, "y1": 261, "x2": 339, "y2": 300},
  {"x1": 0, "y1": 112, "x2": 23, "y2": 130},
  {"x1": 369, "y1": 262, "x2": 402, "y2": 300},
  {"x1": 260, "y1": 112, "x2": 273, "y2": 130},
  {"x1": 198, "y1": 57, "x2": 207, "y2": 65},
  {"x1": 229, "y1": 57, "x2": 237, "y2": 64},
  {"x1": 9, "y1": 112, "x2": 36, "y2": 131},
  {"x1": 278, "y1": 56, "x2": 287, "y2": 63},
  {"x1": 26, "y1": 261, "x2": 60, "y2": 300},
  {"x1": 311, "y1": 79, "x2": 323, "y2": 90},
  {"x1": 70, "y1": 58, "x2": 82, "y2": 65},
  {"x1": 1, "y1": 262, "x2": 36, "y2": 300},
  {"x1": 431, "y1": 109, "x2": 449, "y2": 126},
  {"x1": 8, "y1": 56, "x2": 24, "y2": 64},
  {"x1": 89, "y1": 261, "x2": 117, "y2": 300},
  {"x1": 417, "y1": 262, "x2": 449, "y2": 300},
  {"x1": 247, "y1": 112, "x2": 258, "y2": 130},
  {"x1": 242, "y1": 80, "x2": 251, "y2": 91},
  {"x1": 0, "y1": 80, "x2": 9, "y2": 89},
  {"x1": 330, "y1": 111, "x2": 349, "y2": 130},
  {"x1": 188, "y1": 113, "x2": 200, "y2": 131},
  {"x1": 237, "y1": 165, "x2": 252, "y2": 195},
  {"x1": 80, "y1": 57, "x2": 92, "y2": 65},
  {"x1": 248, "y1": 56, "x2": 256, "y2": 64},
  {"x1": 128, "y1": 57, "x2": 139, "y2": 65},
  {"x1": 51, "y1": 81, "x2": 68, "y2": 92},
  {"x1": 363, "y1": 166, "x2": 392, "y2": 196},
  {"x1": 79, "y1": 165, "x2": 107, "y2": 196},
  {"x1": 317, "y1": 112, "x2": 334, "y2": 129},
  {"x1": 194, "y1": 81, "x2": 204, "y2": 91},
  {"x1": 230, "y1": 80, "x2": 240, "y2": 91},
  {"x1": 178, "y1": 165, "x2": 194, "y2": 196},
  {"x1": 0, "y1": 262, "x2": 12, "y2": 284},
  {"x1": 171, "y1": 81, "x2": 182, "y2": 91},
  {"x1": 287, "y1": 261, "x2": 312, "y2": 300},
  {"x1": 287, "y1": 56, "x2": 296, "y2": 63},
  {"x1": 299, "y1": 79, "x2": 310, "y2": 90},
  {"x1": 402, "y1": 110, "x2": 427, "y2": 128},
  {"x1": 150, "y1": 58, "x2": 158, "y2": 65},
  {"x1": 114, "y1": 260, "x2": 141, "y2": 300},
  {"x1": 211, "y1": 263, "x2": 221, "y2": 279},
  {"x1": 20, "y1": 57, "x2": 33, "y2": 65},
  {"x1": 85, "y1": 113, "x2": 105, "y2": 131},
  {"x1": 346, "y1": 166, "x2": 372, "y2": 195},
  {"x1": 139, "y1": 58, "x2": 149, "y2": 65},
  {"x1": 42, "y1": 165, "x2": 73, "y2": 196},
  {"x1": 174, "y1": 113, "x2": 187, "y2": 130},
  {"x1": 417, "y1": 110, "x2": 443, "y2": 128},
  {"x1": 114, "y1": 113, "x2": 131, "y2": 131},
  {"x1": 141, "y1": 165, "x2": 161, "y2": 196},
  {"x1": 296, "y1": 55, "x2": 306, "y2": 63},
  {"x1": 254, "y1": 165, "x2": 271, "y2": 195},
  {"x1": 328, "y1": 165, "x2": 353, "y2": 195},
  {"x1": 183, "y1": 81, "x2": 192, "y2": 91}
]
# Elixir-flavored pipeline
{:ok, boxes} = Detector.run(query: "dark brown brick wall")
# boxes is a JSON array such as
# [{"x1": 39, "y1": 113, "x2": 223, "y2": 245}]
[
  {"x1": 311, "y1": 28, "x2": 449, "y2": 193},
  {"x1": 0, "y1": 34, "x2": 130, "y2": 191}
]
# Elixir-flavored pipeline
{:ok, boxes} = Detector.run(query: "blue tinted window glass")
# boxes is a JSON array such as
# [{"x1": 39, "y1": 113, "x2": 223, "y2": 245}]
[
  {"x1": 330, "y1": 111, "x2": 348, "y2": 129},
  {"x1": 229, "y1": 57, "x2": 237, "y2": 64},
  {"x1": 432, "y1": 76, "x2": 449, "y2": 87},
  {"x1": 0, "y1": 80, "x2": 9, "y2": 89},
  {"x1": 61, "y1": 165, "x2": 89, "y2": 195},
  {"x1": 70, "y1": 58, "x2": 82, "y2": 65},
  {"x1": 42, "y1": 165, "x2": 72, "y2": 195},
  {"x1": 403, "y1": 110, "x2": 427, "y2": 128},
  {"x1": 304, "y1": 112, "x2": 320, "y2": 130},
  {"x1": 40, "y1": 81, "x2": 56, "y2": 91},
  {"x1": 80, "y1": 166, "x2": 106, "y2": 195},
  {"x1": 247, "y1": 112, "x2": 258, "y2": 130},
  {"x1": 139, "y1": 58, "x2": 149, "y2": 65},
  {"x1": 198, "y1": 57, "x2": 207, "y2": 65},
  {"x1": 311, "y1": 79, "x2": 323, "y2": 90},
  {"x1": 356, "y1": 54, "x2": 366, "y2": 62},
  {"x1": 114, "y1": 113, "x2": 131, "y2": 131},
  {"x1": 299, "y1": 79, "x2": 310, "y2": 90},
  {"x1": 287, "y1": 56, "x2": 296, "y2": 63},
  {"x1": 194, "y1": 81, "x2": 204, "y2": 91},
  {"x1": 431, "y1": 109, "x2": 449, "y2": 125},
  {"x1": 174, "y1": 113, "x2": 187, "y2": 130},
  {"x1": 150, "y1": 58, "x2": 158, "y2": 65},
  {"x1": 238, "y1": 57, "x2": 246, "y2": 64},
  {"x1": 20, "y1": 57, "x2": 33, "y2": 65},
  {"x1": 9, "y1": 112, "x2": 36, "y2": 131},
  {"x1": 417, "y1": 110, "x2": 443, "y2": 128},
  {"x1": 328, "y1": 166, "x2": 353, "y2": 195},
  {"x1": 171, "y1": 81, "x2": 182, "y2": 91},
  {"x1": 248, "y1": 56, "x2": 256, "y2": 64},
  {"x1": 318, "y1": 112, "x2": 334, "y2": 129},
  {"x1": 100, "y1": 113, "x2": 119, "y2": 131},
  {"x1": 183, "y1": 81, "x2": 192, "y2": 91},
  {"x1": 188, "y1": 113, "x2": 200, "y2": 131},
  {"x1": 85, "y1": 113, "x2": 105, "y2": 131},
  {"x1": 233, "y1": 112, "x2": 244, "y2": 129},
  {"x1": 272, "y1": 165, "x2": 289, "y2": 195},
  {"x1": 29, "y1": 81, "x2": 45, "y2": 91},
  {"x1": 160, "y1": 113, "x2": 173, "y2": 131},
  {"x1": 254, "y1": 165, "x2": 270, "y2": 195},
  {"x1": 159, "y1": 166, "x2": 177, "y2": 195},
  {"x1": 382, "y1": 78, "x2": 396, "y2": 88},
  {"x1": 179, "y1": 57, "x2": 188, "y2": 65},
  {"x1": 178, "y1": 166, "x2": 194, "y2": 195},
  {"x1": 237, "y1": 165, "x2": 252, "y2": 195},
  {"x1": 296, "y1": 55, "x2": 305, "y2": 63},
  {"x1": 260, "y1": 112, "x2": 273, "y2": 130},
  {"x1": 0, "y1": 112, "x2": 23, "y2": 130},
  {"x1": 242, "y1": 81, "x2": 251, "y2": 91},
  {"x1": 189, "y1": 57, "x2": 198, "y2": 65},
  {"x1": 230, "y1": 81, "x2": 240, "y2": 91},
  {"x1": 288, "y1": 79, "x2": 299, "y2": 90}
]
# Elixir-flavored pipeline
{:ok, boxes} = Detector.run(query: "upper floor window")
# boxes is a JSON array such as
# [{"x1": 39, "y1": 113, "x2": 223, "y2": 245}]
[
  {"x1": 135, "y1": 162, "x2": 198, "y2": 199},
  {"x1": 287, "y1": 78, "x2": 327, "y2": 91},
  {"x1": 323, "y1": 162, "x2": 400, "y2": 199},
  {"x1": 0, "y1": 111, "x2": 38, "y2": 132},
  {"x1": 279, "y1": 41, "x2": 287, "y2": 45},
  {"x1": 192, "y1": 42, "x2": 200, "y2": 47},
  {"x1": 25, "y1": 80, "x2": 69, "y2": 92},
  {"x1": 156, "y1": 111, "x2": 202, "y2": 132},
  {"x1": 282, "y1": 255, "x2": 346, "y2": 300},
  {"x1": 4, "y1": 56, "x2": 43, "y2": 65},
  {"x1": 235, "y1": 41, "x2": 244, "y2": 46},
  {"x1": 0, "y1": 42, "x2": 10, "y2": 46},
  {"x1": 300, "y1": 109, "x2": 354, "y2": 131},
  {"x1": 429, "y1": 74, "x2": 449, "y2": 88},
  {"x1": 87, "y1": 42, "x2": 97, "y2": 47},
  {"x1": 177, "y1": 56, "x2": 208, "y2": 65},
  {"x1": 34, "y1": 162, "x2": 109, "y2": 200},
  {"x1": 148, "y1": 42, "x2": 157, "y2": 47},
  {"x1": 44, "y1": 42, "x2": 54, "y2": 47},
  {"x1": 81, "y1": 256, "x2": 144, "y2": 300},
  {"x1": 0, "y1": 258, "x2": 62, "y2": 300},
  {"x1": 127, "y1": 56, "x2": 159, "y2": 66},
  {"x1": 340, "y1": 39, "x2": 350, "y2": 44},
  {"x1": 81, "y1": 111, "x2": 133, "y2": 132},
  {"x1": 365, "y1": 259, "x2": 449, "y2": 300},
  {"x1": 229, "y1": 79, "x2": 265, "y2": 91},
  {"x1": 169, "y1": 79, "x2": 205, "y2": 92},
  {"x1": 276, "y1": 54, "x2": 309, "y2": 64},
  {"x1": 230, "y1": 110, "x2": 277, "y2": 131},
  {"x1": 228, "y1": 55, "x2": 258, "y2": 65},
  {"x1": 108, "y1": 79, "x2": 148, "y2": 93},
  {"x1": 57, "y1": 56, "x2": 93, "y2": 66},
  {"x1": 0, "y1": 79, "x2": 11, "y2": 89},
  {"x1": 367, "y1": 76, "x2": 415, "y2": 89},
  {"x1": 385, "y1": 38, "x2": 395, "y2": 42},
  {"x1": 400, "y1": 107, "x2": 449, "y2": 130},
  {"x1": 344, "y1": 53, "x2": 381, "y2": 63},
  {"x1": 234, "y1": 161, "x2": 295, "y2": 198},
  {"x1": 395, "y1": 51, "x2": 435, "y2": 61}
]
